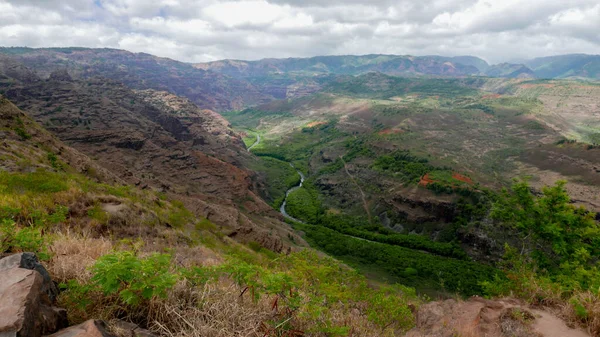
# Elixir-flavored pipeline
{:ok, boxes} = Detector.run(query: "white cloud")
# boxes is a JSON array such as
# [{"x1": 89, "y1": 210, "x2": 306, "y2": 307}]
[
  {"x1": 202, "y1": 1, "x2": 288, "y2": 28},
  {"x1": 0, "y1": 0, "x2": 599, "y2": 63}
]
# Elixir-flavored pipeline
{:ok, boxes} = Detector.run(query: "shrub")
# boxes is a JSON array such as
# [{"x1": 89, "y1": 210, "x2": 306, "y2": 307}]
[
  {"x1": 90, "y1": 251, "x2": 178, "y2": 306},
  {"x1": 0, "y1": 219, "x2": 50, "y2": 260},
  {"x1": 491, "y1": 180, "x2": 600, "y2": 290}
]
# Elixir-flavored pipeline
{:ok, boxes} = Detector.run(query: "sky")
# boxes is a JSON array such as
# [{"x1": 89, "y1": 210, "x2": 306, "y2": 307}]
[{"x1": 0, "y1": 0, "x2": 599, "y2": 64}]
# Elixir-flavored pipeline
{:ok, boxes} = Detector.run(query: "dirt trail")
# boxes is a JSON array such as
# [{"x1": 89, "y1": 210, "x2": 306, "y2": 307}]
[
  {"x1": 406, "y1": 297, "x2": 590, "y2": 337},
  {"x1": 531, "y1": 309, "x2": 589, "y2": 337},
  {"x1": 340, "y1": 155, "x2": 372, "y2": 223}
]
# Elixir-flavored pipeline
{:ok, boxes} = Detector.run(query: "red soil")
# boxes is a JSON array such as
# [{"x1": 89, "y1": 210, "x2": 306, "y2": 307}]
[
  {"x1": 306, "y1": 121, "x2": 327, "y2": 128},
  {"x1": 520, "y1": 84, "x2": 556, "y2": 89},
  {"x1": 419, "y1": 172, "x2": 474, "y2": 187},
  {"x1": 419, "y1": 173, "x2": 435, "y2": 186},
  {"x1": 482, "y1": 94, "x2": 501, "y2": 99},
  {"x1": 452, "y1": 172, "x2": 473, "y2": 184},
  {"x1": 378, "y1": 128, "x2": 405, "y2": 136}
]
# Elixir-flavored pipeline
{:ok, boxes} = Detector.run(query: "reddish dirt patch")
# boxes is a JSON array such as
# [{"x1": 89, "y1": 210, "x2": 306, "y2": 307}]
[
  {"x1": 378, "y1": 128, "x2": 405, "y2": 136},
  {"x1": 306, "y1": 121, "x2": 327, "y2": 128},
  {"x1": 419, "y1": 173, "x2": 435, "y2": 186},
  {"x1": 520, "y1": 83, "x2": 556, "y2": 89},
  {"x1": 419, "y1": 172, "x2": 474, "y2": 187},
  {"x1": 482, "y1": 93, "x2": 501, "y2": 99},
  {"x1": 452, "y1": 172, "x2": 473, "y2": 185}
]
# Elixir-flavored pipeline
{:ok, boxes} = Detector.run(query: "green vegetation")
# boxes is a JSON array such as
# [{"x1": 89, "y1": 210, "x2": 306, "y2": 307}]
[
  {"x1": 490, "y1": 180, "x2": 600, "y2": 290},
  {"x1": 1, "y1": 164, "x2": 419, "y2": 335},
  {"x1": 61, "y1": 247, "x2": 418, "y2": 336},
  {"x1": 89, "y1": 251, "x2": 177, "y2": 306},
  {"x1": 285, "y1": 183, "x2": 322, "y2": 223},
  {"x1": 252, "y1": 120, "x2": 343, "y2": 166},
  {"x1": 0, "y1": 170, "x2": 69, "y2": 194},
  {"x1": 0, "y1": 218, "x2": 50, "y2": 260},
  {"x1": 478, "y1": 181, "x2": 600, "y2": 333},
  {"x1": 317, "y1": 213, "x2": 468, "y2": 260},
  {"x1": 248, "y1": 156, "x2": 300, "y2": 206},
  {"x1": 372, "y1": 150, "x2": 447, "y2": 184},
  {"x1": 295, "y1": 223, "x2": 499, "y2": 296},
  {"x1": 12, "y1": 117, "x2": 32, "y2": 140}
]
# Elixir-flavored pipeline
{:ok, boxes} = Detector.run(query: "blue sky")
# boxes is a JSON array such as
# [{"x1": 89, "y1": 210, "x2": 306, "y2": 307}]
[{"x1": 1, "y1": 0, "x2": 599, "y2": 63}]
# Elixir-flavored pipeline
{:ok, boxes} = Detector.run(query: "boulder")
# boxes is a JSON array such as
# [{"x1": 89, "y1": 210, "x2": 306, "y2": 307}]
[
  {"x1": 0, "y1": 252, "x2": 59, "y2": 301},
  {"x1": 46, "y1": 320, "x2": 114, "y2": 337},
  {"x1": 0, "y1": 254, "x2": 68, "y2": 337}
]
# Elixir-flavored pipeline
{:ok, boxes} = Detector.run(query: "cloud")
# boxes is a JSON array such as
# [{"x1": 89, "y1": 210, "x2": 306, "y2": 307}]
[{"x1": 0, "y1": 0, "x2": 599, "y2": 63}]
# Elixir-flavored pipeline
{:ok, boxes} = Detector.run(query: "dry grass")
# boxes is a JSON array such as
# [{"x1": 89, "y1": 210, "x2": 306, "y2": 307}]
[
  {"x1": 138, "y1": 280, "x2": 403, "y2": 337},
  {"x1": 146, "y1": 279, "x2": 273, "y2": 337},
  {"x1": 561, "y1": 291, "x2": 600, "y2": 337},
  {"x1": 47, "y1": 230, "x2": 113, "y2": 283},
  {"x1": 48, "y1": 227, "x2": 415, "y2": 337}
]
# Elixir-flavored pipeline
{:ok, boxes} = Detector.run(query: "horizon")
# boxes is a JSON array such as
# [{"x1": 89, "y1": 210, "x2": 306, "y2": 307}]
[
  {"x1": 1, "y1": 45, "x2": 599, "y2": 66},
  {"x1": 0, "y1": 0, "x2": 599, "y2": 64}
]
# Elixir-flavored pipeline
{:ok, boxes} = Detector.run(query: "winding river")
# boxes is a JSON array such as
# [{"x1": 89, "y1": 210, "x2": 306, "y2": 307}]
[
  {"x1": 246, "y1": 131, "x2": 305, "y2": 222},
  {"x1": 247, "y1": 133, "x2": 261, "y2": 152},
  {"x1": 279, "y1": 164, "x2": 305, "y2": 223}
]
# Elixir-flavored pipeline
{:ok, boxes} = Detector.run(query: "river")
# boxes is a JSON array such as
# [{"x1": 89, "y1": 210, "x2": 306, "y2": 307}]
[
  {"x1": 246, "y1": 131, "x2": 305, "y2": 222},
  {"x1": 279, "y1": 164, "x2": 305, "y2": 223},
  {"x1": 247, "y1": 133, "x2": 261, "y2": 152}
]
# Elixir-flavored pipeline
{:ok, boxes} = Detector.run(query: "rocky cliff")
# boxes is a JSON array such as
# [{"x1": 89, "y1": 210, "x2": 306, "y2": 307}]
[{"x1": 0, "y1": 64, "x2": 301, "y2": 252}]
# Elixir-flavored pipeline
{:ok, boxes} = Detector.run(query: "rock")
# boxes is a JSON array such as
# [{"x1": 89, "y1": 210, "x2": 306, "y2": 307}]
[
  {"x1": 110, "y1": 320, "x2": 158, "y2": 337},
  {"x1": 0, "y1": 254, "x2": 68, "y2": 337},
  {"x1": 405, "y1": 297, "x2": 590, "y2": 337},
  {"x1": 0, "y1": 252, "x2": 59, "y2": 302},
  {"x1": 47, "y1": 320, "x2": 114, "y2": 337}
]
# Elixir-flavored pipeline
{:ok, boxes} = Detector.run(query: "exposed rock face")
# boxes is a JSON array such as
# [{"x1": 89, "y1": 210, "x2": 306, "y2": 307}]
[
  {"x1": 0, "y1": 61, "x2": 305, "y2": 253},
  {"x1": 0, "y1": 254, "x2": 68, "y2": 337},
  {"x1": 133, "y1": 89, "x2": 247, "y2": 165},
  {"x1": 0, "y1": 95, "x2": 120, "y2": 184},
  {"x1": 406, "y1": 297, "x2": 589, "y2": 337},
  {"x1": 49, "y1": 69, "x2": 73, "y2": 82},
  {"x1": 0, "y1": 48, "x2": 272, "y2": 112}
]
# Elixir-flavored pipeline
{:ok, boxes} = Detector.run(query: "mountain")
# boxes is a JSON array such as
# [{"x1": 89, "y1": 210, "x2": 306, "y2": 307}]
[
  {"x1": 194, "y1": 54, "x2": 485, "y2": 78},
  {"x1": 197, "y1": 53, "x2": 600, "y2": 81},
  {"x1": 524, "y1": 54, "x2": 600, "y2": 79},
  {"x1": 484, "y1": 63, "x2": 536, "y2": 78},
  {"x1": 0, "y1": 47, "x2": 272, "y2": 111},
  {"x1": 2, "y1": 45, "x2": 599, "y2": 336},
  {"x1": 0, "y1": 59, "x2": 300, "y2": 252}
]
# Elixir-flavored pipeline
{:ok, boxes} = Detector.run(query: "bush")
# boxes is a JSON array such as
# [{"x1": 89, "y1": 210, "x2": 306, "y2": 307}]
[
  {"x1": 90, "y1": 251, "x2": 178, "y2": 306},
  {"x1": 491, "y1": 180, "x2": 600, "y2": 290},
  {"x1": 0, "y1": 219, "x2": 50, "y2": 260}
]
